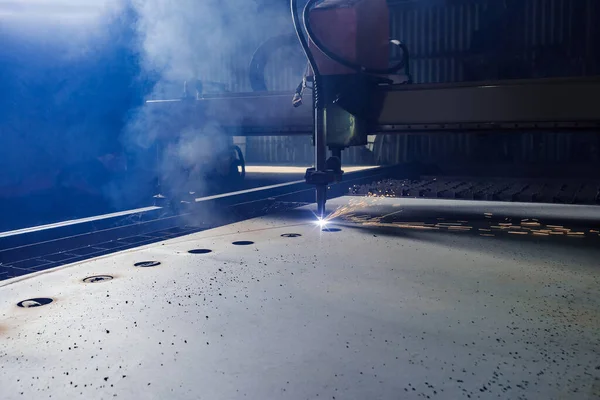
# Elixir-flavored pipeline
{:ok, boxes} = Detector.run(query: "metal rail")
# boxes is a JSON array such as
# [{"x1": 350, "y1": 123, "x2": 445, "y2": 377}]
[
  {"x1": 0, "y1": 166, "x2": 398, "y2": 278},
  {"x1": 376, "y1": 77, "x2": 600, "y2": 132},
  {"x1": 146, "y1": 76, "x2": 600, "y2": 135}
]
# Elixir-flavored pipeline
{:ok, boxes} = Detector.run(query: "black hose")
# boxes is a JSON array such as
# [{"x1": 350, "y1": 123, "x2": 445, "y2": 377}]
[
  {"x1": 302, "y1": 0, "x2": 409, "y2": 75},
  {"x1": 232, "y1": 145, "x2": 246, "y2": 180},
  {"x1": 292, "y1": 0, "x2": 322, "y2": 130},
  {"x1": 291, "y1": 0, "x2": 320, "y2": 78}
]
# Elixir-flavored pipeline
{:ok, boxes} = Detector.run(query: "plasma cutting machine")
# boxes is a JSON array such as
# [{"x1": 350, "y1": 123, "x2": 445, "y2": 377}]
[{"x1": 146, "y1": 0, "x2": 600, "y2": 219}]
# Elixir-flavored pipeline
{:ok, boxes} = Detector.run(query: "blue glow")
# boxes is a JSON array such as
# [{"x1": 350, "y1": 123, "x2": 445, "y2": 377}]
[{"x1": 314, "y1": 218, "x2": 328, "y2": 228}]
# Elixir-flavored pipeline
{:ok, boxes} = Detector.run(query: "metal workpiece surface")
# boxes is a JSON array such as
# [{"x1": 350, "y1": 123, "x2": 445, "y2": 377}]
[
  {"x1": 350, "y1": 177, "x2": 600, "y2": 205},
  {"x1": 1, "y1": 197, "x2": 600, "y2": 399}
]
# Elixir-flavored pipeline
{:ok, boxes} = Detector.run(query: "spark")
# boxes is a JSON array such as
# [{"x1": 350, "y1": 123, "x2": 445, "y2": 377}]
[
  {"x1": 362, "y1": 222, "x2": 438, "y2": 230},
  {"x1": 521, "y1": 221, "x2": 541, "y2": 227},
  {"x1": 314, "y1": 218, "x2": 328, "y2": 228}
]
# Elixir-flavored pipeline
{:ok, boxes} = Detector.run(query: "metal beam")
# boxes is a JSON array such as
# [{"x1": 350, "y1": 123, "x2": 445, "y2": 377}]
[
  {"x1": 147, "y1": 92, "x2": 313, "y2": 136},
  {"x1": 376, "y1": 77, "x2": 600, "y2": 132},
  {"x1": 146, "y1": 77, "x2": 600, "y2": 135}
]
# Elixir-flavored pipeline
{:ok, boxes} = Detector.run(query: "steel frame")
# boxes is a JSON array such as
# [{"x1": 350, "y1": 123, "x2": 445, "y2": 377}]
[{"x1": 147, "y1": 76, "x2": 600, "y2": 135}]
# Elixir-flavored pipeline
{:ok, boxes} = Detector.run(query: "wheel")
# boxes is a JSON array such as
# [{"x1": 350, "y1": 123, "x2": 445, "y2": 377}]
[
  {"x1": 249, "y1": 33, "x2": 304, "y2": 92},
  {"x1": 233, "y1": 145, "x2": 245, "y2": 180},
  {"x1": 228, "y1": 145, "x2": 246, "y2": 184}
]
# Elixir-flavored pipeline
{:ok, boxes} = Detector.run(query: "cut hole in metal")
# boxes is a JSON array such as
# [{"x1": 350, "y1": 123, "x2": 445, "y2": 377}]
[
  {"x1": 232, "y1": 241, "x2": 254, "y2": 246},
  {"x1": 17, "y1": 298, "x2": 53, "y2": 308},
  {"x1": 188, "y1": 249, "x2": 212, "y2": 254},
  {"x1": 83, "y1": 275, "x2": 114, "y2": 283},
  {"x1": 322, "y1": 227, "x2": 342, "y2": 233},
  {"x1": 281, "y1": 233, "x2": 302, "y2": 238},
  {"x1": 134, "y1": 261, "x2": 161, "y2": 268}
]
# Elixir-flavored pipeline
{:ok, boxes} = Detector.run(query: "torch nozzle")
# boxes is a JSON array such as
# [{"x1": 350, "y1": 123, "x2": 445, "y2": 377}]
[{"x1": 316, "y1": 184, "x2": 327, "y2": 219}]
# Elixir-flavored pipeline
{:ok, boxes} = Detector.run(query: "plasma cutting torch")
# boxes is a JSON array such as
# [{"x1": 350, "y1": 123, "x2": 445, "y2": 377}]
[{"x1": 290, "y1": 0, "x2": 410, "y2": 218}]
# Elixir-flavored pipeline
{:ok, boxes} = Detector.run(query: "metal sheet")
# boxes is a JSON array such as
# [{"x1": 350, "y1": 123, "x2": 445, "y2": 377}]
[{"x1": 1, "y1": 197, "x2": 600, "y2": 399}]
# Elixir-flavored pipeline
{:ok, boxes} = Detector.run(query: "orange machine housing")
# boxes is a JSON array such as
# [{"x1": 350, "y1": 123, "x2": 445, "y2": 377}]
[{"x1": 308, "y1": 0, "x2": 390, "y2": 75}]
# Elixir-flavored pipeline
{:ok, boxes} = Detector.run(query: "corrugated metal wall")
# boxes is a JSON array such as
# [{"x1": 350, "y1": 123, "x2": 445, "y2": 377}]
[
  {"x1": 243, "y1": 135, "x2": 376, "y2": 165},
  {"x1": 390, "y1": 0, "x2": 599, "y2": 83},
  {"x1": 373, "y1": 132, "x2": 600, "y2": 165},
  {"x1": 390, "y1": 0, "x2": 479, "y2": 83},
  {"x1": 158, "y1": 0, "x2": 599, "y2": 94},
  {"x1": 231, "y1": 0, "x2": 600, "y2": 166},
  {"x1": 376, "y1": 0, "x2": 600, "y2": 167}
]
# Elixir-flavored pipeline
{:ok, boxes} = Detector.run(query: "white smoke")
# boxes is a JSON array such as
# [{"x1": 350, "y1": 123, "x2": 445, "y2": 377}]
[
  {"x1": 0, "y1": 0, "x2": 294, "y2": 211},
  {"x1": 0, "y1": 0, "x2": 128, "y2": 66},
  {"x1": 124, "y1": 0, "x2": 291, "y2": 200},
  {"x1": 131, "y1": 0, "x2": 290, "y2": 88}
]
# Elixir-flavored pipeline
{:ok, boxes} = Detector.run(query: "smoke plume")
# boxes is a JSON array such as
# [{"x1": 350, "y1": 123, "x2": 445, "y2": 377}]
[
  {"x1": 124, "y1": 0, "x2": 290, "y2": 203},
  {"x1": 0, "y1": 0, "x2": 293, "y2": 230}
]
